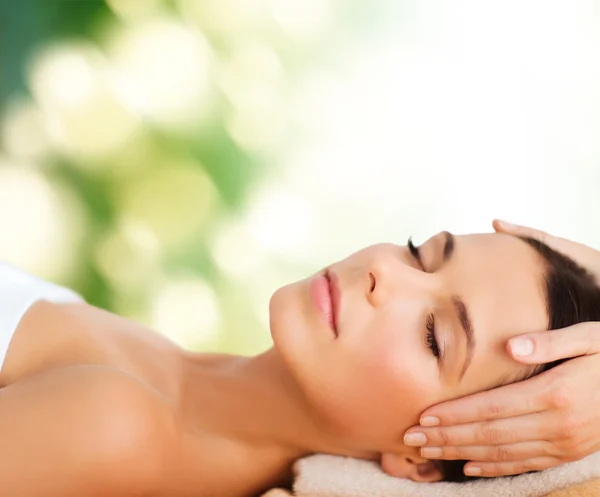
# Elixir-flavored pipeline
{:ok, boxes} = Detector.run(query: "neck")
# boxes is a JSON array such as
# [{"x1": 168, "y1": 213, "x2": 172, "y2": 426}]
[
  {"x1": 179, "y1": 347, "x2": 337, "y2": 456},
  {"x1": 174, "y1": 347, "x2": 379, "y2": 494}
]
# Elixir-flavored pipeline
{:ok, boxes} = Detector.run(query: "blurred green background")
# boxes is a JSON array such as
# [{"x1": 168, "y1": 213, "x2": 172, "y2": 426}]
[
  {"x1": 2, "y1": 0, "x2": 600, "y2": 354},
  {"x1": 0, "y1": 0, "x2": 394, "y2": 354}
]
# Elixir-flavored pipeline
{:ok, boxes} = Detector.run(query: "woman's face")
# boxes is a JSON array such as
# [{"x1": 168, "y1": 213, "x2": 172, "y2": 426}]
[{"x1": 269, "y1": 232, "x2": 548, "y2": 465}]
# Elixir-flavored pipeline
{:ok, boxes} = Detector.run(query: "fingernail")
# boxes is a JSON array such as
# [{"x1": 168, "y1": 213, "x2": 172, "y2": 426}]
[
  {"x1": 510, "y1": 337, "x2": 534, "y2": 357},
  {"x1": 497, "y1": 219, "x2": 518, "y2": 230},
  {"x1": 464, "y1": 466, "x2": 482, "y2": 476},
  {"x1": 420, "y1": 416, "x2": 440, "y2": 427},
  {"x1": 404, "y1": 432, "x2": 427, "y2": 446},
  {"x1": 421, "y1": 447, "x2": 442, "y2": 458}
]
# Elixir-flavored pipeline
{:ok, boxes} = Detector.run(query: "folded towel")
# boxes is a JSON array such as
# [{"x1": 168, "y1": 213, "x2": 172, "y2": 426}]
[
  {"x1": 262, "y1": 452, "x2": 600, "y2": 497},
  {"x1": 263, "y1": 480, "x2": 600, "y2": 497},
  {"x1": 545, "y1": 479, "x2": 600, "y2": 497}
]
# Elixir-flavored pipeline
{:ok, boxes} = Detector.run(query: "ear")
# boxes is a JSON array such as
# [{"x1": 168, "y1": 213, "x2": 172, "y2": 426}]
[{"x1": 381, "y1": 452, "x2": 443, "y2": 482}]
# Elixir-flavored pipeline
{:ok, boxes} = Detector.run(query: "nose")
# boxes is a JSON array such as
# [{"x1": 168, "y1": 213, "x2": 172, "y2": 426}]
[{"x1": 367, "y1": 251, "x2": 432, "y2": 308}]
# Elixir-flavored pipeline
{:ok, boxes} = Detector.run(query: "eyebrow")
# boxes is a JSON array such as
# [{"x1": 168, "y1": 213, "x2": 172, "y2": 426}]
[
  {"x1": 441, "y1": 232, "x2": 475, "y2": 379},
  {"x1": 452, "y1": 296, "x2": 475, "y2": 380}
]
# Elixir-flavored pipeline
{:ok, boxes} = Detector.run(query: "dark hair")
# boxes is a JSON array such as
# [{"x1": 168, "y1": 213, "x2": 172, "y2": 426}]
[{"x1": 437, "y1": 236, "x2": 600, "y2": 482}]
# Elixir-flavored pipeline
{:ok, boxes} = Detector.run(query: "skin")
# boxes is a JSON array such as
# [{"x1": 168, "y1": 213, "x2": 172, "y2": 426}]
[
  {"x1": 403, "y1": 221, "x2": 600, "y2": 478},
  {"x1": 0, "y1": 232, "x2": 552, "y2": 496},
  {"x1": 269, "y1": 231, "x2": 549, "y2": 481}
]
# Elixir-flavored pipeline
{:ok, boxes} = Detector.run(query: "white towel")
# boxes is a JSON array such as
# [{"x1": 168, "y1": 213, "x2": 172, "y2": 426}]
[{"x1": 271, "y1": 452, "x2": 600, "y2": 497}]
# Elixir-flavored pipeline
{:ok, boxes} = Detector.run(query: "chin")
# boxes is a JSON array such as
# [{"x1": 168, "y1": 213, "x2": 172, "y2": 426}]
[{"x1": 269, "y1": 280, "x2": 308, "y2": 362}]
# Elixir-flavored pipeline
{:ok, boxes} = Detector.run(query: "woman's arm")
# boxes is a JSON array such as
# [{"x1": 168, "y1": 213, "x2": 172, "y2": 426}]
[{"x1": 0, "y1": 364, "x2": 178, "y2": 496}]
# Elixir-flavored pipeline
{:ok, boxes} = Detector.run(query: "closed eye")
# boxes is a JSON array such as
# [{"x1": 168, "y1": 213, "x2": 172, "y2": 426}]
[{"x1": 425, "y1": 313, "x2": 440, "y2": 359}]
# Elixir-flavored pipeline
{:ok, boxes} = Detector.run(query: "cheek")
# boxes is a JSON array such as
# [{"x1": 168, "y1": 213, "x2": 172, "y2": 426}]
[
  {"x1": 361, "y1": 331, "x2": 438, "y2": 415},
  {"x1": 314, "y1": 323, "x2": 439, "y2": 448}
]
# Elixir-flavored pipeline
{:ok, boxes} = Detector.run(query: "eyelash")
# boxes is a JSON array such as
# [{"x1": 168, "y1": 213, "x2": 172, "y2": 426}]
[
  {"x1": 407, "y1": 237, "x2": 421, "y2": 266},
  {"x1": 425, "y1": 314, "x2": 440, "y2": 358}
]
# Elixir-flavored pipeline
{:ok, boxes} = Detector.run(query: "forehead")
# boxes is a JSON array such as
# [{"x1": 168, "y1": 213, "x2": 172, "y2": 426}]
[{"x1": 439, "y1": 233, "x2": 548, "y2": 392}]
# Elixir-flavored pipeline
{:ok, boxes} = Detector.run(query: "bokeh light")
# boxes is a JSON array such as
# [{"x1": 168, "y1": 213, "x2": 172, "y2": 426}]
[
  {"x1": 0, "y1": 164, "x2": 84, "y2": 280},
  {"x1": 150, "y1": 275, "x2": 220, "y2": 348},
  {"x1": 177, "y1": 0, "x2": 266, "y2": 38},
  {"x1": 268, "y1": 0, "x2": 335, "y2": 42},
  {"x1": 1, "y1": 97, "x2": 51, "y2": 160},
  {"x1": 106, "y1": 0, "x2": 163, "y2": 20},
  {"x1": 116, "y1": 160, "x2": 218, "y2": 250},
  {"x1": 94, "y1": 216, "x2": 163, "y2": 293},
  {"x1": 28, "y1": 43, "x2": 140, "y2": 161},
  {"x1": 109, "y1": 18, "x2": 213, "y2": 128}
]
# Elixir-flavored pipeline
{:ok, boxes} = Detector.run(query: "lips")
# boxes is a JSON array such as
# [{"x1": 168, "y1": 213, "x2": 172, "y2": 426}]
[
  {"x1": 326, "y1": 270, "x2": 341, "y2": 336},
  {"x1": 310, "y1": 270, "x2": 339, "y2": 337}
]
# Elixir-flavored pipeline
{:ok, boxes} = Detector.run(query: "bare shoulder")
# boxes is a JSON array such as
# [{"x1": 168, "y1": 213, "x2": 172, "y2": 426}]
[
  {"x1": 1, "y1": 299, "x2": 182, "y2": 390},
  {"x1": 0, "y1": 364, "x2": 181, "y2": 496},
  {"x1": 51, "y1": 365, "x2": 182, "y2": 487}
]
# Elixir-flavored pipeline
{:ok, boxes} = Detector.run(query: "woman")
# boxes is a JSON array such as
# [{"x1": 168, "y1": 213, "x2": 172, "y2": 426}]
[{"x1": 1, "y1": 227, "x2": 599, "y2": 496}]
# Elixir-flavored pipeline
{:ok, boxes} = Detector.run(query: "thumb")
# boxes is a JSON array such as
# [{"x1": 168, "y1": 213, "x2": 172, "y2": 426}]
[
  {"x1": 492, "y1": 219, "x2": 550, "y2": 243},
  {"x1": 508, "y1": 322, "x2": 600, "y2": 364}
]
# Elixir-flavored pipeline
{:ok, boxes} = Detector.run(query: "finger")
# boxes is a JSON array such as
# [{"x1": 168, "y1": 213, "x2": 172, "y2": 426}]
[
  {"x1": 420, "y1": 440, "x2": 555, "y2": 462},
  {"x1": 508, "y1": 322, "x2": 600, "y2": 365},
  {"x1": 417, "y1": 374, "x2": 547, "y2": 426},
  {"x1": 405, "y1": 412, "x2": 547, "y2": 448},
  {"x1": 492, "y1": 219, "x2": 551, "y2": 245},
  {"x1": 463, "y1": 457, "x2": 560, "y2": 478},
  {"x1": 493, "y1": 219, "x2": 600, "y2": 275}
]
